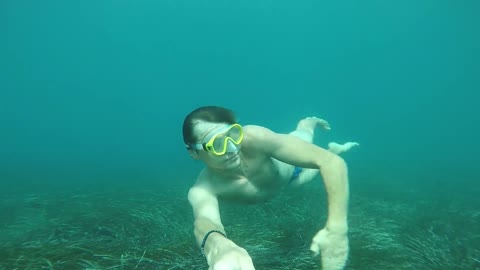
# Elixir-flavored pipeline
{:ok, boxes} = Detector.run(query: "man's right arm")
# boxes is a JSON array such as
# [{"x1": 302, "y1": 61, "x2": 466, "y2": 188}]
[
  {"x1": 188, "y1": 185, "x2": 256, "y2": 269},
  {"x1": 188, "y1": 185, "x2": 226, "y2": 258}
]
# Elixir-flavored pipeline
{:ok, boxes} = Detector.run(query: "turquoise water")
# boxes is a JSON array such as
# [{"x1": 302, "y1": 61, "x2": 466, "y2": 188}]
[{"x1": 1, "y1": 1, "x2": 479, "y2": 269}]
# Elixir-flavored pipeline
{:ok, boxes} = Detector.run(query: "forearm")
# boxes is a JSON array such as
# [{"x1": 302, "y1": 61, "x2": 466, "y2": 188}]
[
  {"x1": 194, "y1": 217, "x2": 233, "y2": 262},
  {"x1": 194, "y1": 217, "x2": 225, "y2": 245},
  {"x1": 319, "y1": 156, "x2": 349, "y2": 231}
]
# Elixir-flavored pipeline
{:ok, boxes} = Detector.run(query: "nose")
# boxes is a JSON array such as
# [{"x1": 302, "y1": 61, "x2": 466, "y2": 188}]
[{"x1": 225, "y1": 140, "x2": 239, "y2": 153}]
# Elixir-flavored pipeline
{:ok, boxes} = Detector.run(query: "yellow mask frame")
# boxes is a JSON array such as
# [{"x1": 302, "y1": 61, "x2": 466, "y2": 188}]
[{"x1": 187, "y1": 124, "x2": 244, "y2": 156}]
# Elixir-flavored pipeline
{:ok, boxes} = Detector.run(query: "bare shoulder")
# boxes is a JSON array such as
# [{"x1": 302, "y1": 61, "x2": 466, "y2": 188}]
[
  {"x1": 187, "y1": 184, "x2": 214, "y2": 205},
  {"x1": 188, "y1": 171, "x2": 216, "y2": 205},
  {"x1": 242, "y1": 124, "x2": 285, "y2": 154},
  {"x1": 242, "y1": 125, "x2": 277, "y2": 145},
  {"x1": 243, "y1": 124, "x2": 274, "y2": 135}
]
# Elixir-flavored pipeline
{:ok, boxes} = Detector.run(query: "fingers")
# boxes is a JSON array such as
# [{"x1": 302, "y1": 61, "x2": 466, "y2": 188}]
[
  {"x1": 310, "y1": 229, "x2": 328, "y2": 256},
  {"x1": 346, "y1": 141, "x2": 359, "y2": 147},
  {"x1": 210, "y1": 263, "x2": 255, "y2": 270},
  {"x1": 240, "y1": 263, "x2": 256, "y2": 270},
  {"x1": 310, "y1": 242, "x2": 320, "y2": 256},
  {"x1": 210, "y1": 257, "x2": 256, "y2": 270},
  {"x1": 320, "y1": 119, "x2": 331, "y2": 130},
  {"x1": 211, "y1": 260, "x2": 240, "y2": 270}
]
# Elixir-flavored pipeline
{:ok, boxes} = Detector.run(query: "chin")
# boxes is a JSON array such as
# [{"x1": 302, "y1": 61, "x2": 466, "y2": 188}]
[
  {"x1": 223, "y1": 154, "x2": 240, "y2": 167},
  {"x1": 208, "y1": 153, "x2": 240, "y2": 170}
]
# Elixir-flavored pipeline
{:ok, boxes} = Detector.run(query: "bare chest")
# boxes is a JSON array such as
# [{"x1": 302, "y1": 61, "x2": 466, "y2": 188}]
[{"x1": 213, "y1": 157, "x2": 287, "y2": 203}]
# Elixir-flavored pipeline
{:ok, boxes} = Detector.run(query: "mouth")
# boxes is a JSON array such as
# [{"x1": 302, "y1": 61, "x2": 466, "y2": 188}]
[{"x1": 224, "y1": 153, "x2": 239, "y2": 161}]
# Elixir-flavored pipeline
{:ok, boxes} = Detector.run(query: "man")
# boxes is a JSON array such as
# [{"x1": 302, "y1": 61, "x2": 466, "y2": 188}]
[{"x1": 183, "y1": 105, "x2": 359, "y2": 270}]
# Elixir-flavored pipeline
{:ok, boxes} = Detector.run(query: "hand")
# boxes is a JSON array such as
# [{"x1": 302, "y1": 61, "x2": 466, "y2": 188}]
[
  {"x1": 310, "y1": 227, "x2": 349, "y2": 270},
  {"x1": 327, "y1": 141, "x2": 359, "y2": 155},
  {"x1": 208, "y1": 243, "x2": 255, "y2": 270},
  {"x1": 316, "y1": 117, "x2": 331, "y2": 130}
]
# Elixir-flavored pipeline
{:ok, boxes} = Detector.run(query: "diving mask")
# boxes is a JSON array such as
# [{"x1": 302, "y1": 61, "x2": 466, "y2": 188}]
[{"x1": 188, "y1": 124, "x2": 244, "y2": 156}]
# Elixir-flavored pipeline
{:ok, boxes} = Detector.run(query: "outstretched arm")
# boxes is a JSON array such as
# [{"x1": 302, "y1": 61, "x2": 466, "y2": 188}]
[
  {"x1": 188, "y1": 186, "x2": 225, "y2": 257},
  {"x1": 188, "y1": 185, "x2": 255, "y2": 269},
  {"x1": 246, "y1": 125, "x2": 349, "y2": 270}
]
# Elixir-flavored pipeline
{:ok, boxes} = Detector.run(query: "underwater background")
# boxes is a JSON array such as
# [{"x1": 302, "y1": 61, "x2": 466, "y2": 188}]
[{"x1": 1, "y1": 0, "x2": 479, "y2": 269}]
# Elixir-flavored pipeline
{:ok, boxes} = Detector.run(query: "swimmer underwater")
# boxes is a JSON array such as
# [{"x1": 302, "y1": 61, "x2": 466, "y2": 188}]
[{"x1": 183, "y1": 105, "x2": 359, "y2": 270}]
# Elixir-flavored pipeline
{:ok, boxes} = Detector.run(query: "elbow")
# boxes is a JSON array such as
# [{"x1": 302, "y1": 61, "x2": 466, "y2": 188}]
[
  {"x1": 333, "y1": 155, "x2": 348, "y2": 175},
  {"x1": 333, "y1": 155, "x2": 347, "y2": 169},
  {"x1": 319, "y1": 153, "x2": 347, "y2": 173}
]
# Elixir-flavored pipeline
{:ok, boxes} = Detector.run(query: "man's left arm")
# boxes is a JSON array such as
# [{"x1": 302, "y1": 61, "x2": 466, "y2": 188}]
[{"x1": 249, "y1": 125, "x2": 350, "y2": 270}]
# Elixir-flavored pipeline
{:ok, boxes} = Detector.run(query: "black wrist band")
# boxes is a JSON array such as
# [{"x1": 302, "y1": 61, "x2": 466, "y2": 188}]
[{"x1": 200, "y1": 230, "x2": 227, "y2": 257}]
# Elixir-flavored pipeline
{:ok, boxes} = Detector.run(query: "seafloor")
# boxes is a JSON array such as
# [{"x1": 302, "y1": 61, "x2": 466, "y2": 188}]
[{"x1": 1, "y1": 176, "x2": 479, "y2": 270}]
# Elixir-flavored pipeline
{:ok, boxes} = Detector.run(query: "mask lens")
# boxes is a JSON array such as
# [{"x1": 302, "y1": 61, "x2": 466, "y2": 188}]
[
  {"x1": 212, "y1": 133, "x2": 228, "y2": 153},
  {"x1": 227, "y1": 126, "x2": 242, "y2": 143}
]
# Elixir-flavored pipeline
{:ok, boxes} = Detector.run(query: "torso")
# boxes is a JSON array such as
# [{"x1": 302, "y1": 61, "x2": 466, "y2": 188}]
[{"x1": 198, "y1": 149, "x2": 292, "y2": 204}]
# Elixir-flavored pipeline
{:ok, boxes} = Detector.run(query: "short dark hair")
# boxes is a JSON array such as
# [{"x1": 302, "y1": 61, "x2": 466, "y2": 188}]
[{"x1": 182, "y1": 105, "x2": 237, "y2": 145}]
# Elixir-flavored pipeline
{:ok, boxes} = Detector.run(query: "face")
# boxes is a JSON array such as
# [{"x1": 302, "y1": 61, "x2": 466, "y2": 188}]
[{"x1": 189, "y1": 121, "x2": 242, "y2": 170}]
